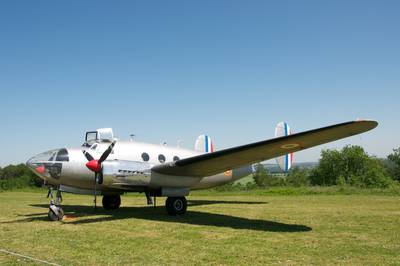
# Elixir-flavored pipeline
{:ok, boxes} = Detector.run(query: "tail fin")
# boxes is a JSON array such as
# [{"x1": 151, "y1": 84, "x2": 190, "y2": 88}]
[
  {"x1": 274, "y1": 122, "x2": 294, "y2": 172},
  {"x1": 195, "y1": 134, "x2": 214, "y2": 153}
]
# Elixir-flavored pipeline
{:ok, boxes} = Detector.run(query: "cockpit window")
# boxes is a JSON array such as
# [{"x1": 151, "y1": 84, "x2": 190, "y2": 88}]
[
  {"x1": 55, "y1": 149, "x2": 69, "y2": 162},
  {"x1": 48, "y1": 151, "x2": 57, "y2": 161},
  {"x1": 27, "y1": 149, "x2": 65, "y2": 165},
  {"x1": 29, "y1": 149, "x2": 59, "y2": 162},
  {"x1": 86, "y1": 131, "x2": 98, "y2": 142}
]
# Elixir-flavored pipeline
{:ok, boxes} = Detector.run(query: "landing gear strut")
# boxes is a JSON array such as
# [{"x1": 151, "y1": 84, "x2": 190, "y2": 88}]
[
  {"x1": 165, "y1": 196, "x2": 187, "y2": 215},
  {"x1": 145, "y1": 191, "x2": 153, "y2": 205},
  {"x1": 47, "y1": 187, "x2": 64, "y2": 221},
  {"x1": 102, "y1": 195, "x2": 121, "y2": 210}
]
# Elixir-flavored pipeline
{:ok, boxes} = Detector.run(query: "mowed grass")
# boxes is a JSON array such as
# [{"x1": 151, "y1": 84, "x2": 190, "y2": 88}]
[{"x1": 0, "y1": 191, "x2": 399, "y2": 265}]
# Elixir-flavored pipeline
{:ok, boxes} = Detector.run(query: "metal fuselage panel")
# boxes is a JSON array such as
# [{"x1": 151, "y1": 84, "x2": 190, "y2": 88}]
[{"x1": 27, "y1": 141, "x2": 253, "y2": 193}]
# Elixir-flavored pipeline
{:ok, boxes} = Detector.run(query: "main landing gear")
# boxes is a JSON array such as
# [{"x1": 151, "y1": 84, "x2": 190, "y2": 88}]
[
  {"x1": 165, "y1": 196, "x2": 187, "y2": 215},
  {"x1": 46, "y1": 189, "x2": 187, "y2": 220},
  {"x1": 101, "y1": 195, "x2": 188, "y2": 215},
  {"x1": 47, "y1": 187, "x2": 64, "y2": 221},
  {"x1": 145, "y1": 191, "x2": 153, "y2": 205},
  {"x1": 145, "y1": 190, "x2": 187, "y2": 215},
  {"x1": 102, "y1": 195, "x2": 121, "y2": 210}
]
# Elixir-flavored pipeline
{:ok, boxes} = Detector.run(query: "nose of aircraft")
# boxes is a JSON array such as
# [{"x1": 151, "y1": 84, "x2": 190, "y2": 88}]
[{"x1": 26, "y1": 148, "x2": 69, "y2": 178}]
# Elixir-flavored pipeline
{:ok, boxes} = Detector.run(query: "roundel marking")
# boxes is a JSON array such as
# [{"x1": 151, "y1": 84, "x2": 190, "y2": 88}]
[
  {"x1": 224, "y1": 170, "x2": 233, "y2": 177},
  {"x1": 281, "y1": 143, "x2": 300, "y2": 149}
]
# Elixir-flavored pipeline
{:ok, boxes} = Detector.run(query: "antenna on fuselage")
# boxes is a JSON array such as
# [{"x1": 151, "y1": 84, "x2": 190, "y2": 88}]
[{"x1": 129, "y1": 134, "x2": 135, "y2": 142}]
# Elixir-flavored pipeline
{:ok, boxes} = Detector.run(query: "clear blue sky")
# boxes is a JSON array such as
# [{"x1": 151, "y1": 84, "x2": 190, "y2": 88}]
[{"x1": 0, "y1": 1, "x2": 399, "y2": 166}]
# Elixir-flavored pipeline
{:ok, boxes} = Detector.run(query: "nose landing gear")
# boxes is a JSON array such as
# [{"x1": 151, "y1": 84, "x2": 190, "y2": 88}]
[{"x1": 47, "y1": 187, "x2": 64, "y2": 221}]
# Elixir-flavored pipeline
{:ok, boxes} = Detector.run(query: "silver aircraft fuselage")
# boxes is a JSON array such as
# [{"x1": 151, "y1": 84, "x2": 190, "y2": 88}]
[{"x1": 27, "y1": 140, "x2": 252, "y2": 195}]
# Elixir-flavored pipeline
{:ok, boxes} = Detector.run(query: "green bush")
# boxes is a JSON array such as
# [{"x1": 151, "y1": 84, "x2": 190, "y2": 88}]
[
  {"x1": 387, "y1": 147, "x2": 400, "y2": 181},
  {"x1": 310, "y1": 145, "x2": 393, "y2": 188},
  {"x1": 349, "y1": 159, "x2": 392, "y2": 188},
  {"x1": 263, "y1": 175, "x2": 286, "y2": 187},
  {"x1": 253, "y1": 164, "x2": 286, "y2": 187},
  {"x1": 252, "y1": 163, "x2": 270, "y2": 187},
  {"x1": 336, "y1": 175, "x2": 346, "y2": 187},
  {"x1": 286, "y1": 167, "x2": 311, "y2": 187},
  {"x1": 0, "y1": 164, "x2": 42, "y2": 191}
]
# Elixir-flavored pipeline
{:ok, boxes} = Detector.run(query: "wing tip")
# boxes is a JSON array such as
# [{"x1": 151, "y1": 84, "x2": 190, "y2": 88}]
[{"x1": 354, "y1": 119, "x2": 378, "y2": 131}]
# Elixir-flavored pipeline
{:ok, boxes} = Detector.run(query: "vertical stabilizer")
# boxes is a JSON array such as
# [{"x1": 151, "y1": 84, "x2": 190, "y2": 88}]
[
  {"x1": 275, "y1": 122, "x2": 294, "y2": 172},
  {"x1": 195, "y1": 134, "x2": 214, "y2": 153}
]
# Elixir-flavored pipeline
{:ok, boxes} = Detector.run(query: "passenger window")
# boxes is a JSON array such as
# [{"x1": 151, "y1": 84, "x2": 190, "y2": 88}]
[
  {"x1": 158, "y1": 154, "x2": 166, "y2": 163},
  {"x1": 173, "y1": 156, "x2": 180, "y2": 161},
  {"x1": 142, "y1": 152, "x2": 150, "y2": 162}
]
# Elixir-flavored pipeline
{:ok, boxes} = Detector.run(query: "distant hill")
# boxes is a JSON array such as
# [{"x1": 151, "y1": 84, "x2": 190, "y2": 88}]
[{"x1": 262, "y1": 162, "x2": 318, "y2": 174}]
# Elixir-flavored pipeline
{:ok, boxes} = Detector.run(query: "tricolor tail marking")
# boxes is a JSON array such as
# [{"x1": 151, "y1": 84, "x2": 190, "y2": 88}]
[
  {"x1": 275, "y1": 122, "x2": 294, "y2": 172},
  {"x1": 195, "y1": 134, "x2": 214, "y2": 153}
]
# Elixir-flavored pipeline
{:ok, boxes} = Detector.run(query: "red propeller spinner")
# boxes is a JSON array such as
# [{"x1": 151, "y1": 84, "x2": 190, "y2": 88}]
[
  {"x1": 83, "y1": 140, "x2": 116, "y2": 174},
  {"x1": 82, "y1": 140, "x2": 116, "y2": 209},
  {"x1": 86, "y1": 160, "x2": 102, "y2": 173}
]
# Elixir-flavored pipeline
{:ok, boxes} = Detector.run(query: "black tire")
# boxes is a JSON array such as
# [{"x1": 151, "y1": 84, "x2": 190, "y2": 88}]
[
  {"x1": 166, "y1": 197, "x2": 187, "y2": 215},
  {"x1": 102, "y1": 195, "x2": 121, "y2": 210}
]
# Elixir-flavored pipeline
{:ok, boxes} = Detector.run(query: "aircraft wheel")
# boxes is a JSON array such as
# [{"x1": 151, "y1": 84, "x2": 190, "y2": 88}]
[
  {"x1": 102, "y1": 195, "x2": 121, "y2": 210},
  {"x1": 166, "y1": 196, "x2": 187, "y2": 215},
  {"x1": 48, "y1": 207, "x2": 64, "y2": 221}
]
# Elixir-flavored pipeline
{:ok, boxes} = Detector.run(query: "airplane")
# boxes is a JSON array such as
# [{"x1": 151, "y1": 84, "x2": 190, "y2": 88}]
[{"x1": 26, "y1": 120, "x2": 378, "y2": 221}]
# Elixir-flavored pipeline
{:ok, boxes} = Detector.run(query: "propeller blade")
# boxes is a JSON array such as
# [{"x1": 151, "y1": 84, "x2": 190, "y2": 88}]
[
  {"x1": 94, "y1": 172, "x2": 98, "y2": 209},
  {"x1": 97, "y1": 172, "x2": 104, "y2": 185},
  {"x1": 98, "y1": 140, "x2": 116, "y2": 163},
  {"x1": 83, "y1": 150, "x2": 94, "y2": 161}
]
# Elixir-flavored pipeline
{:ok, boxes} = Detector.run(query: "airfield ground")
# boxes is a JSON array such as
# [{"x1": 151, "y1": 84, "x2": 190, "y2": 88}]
[{"x1": 0, "y1": 191, "x2": 399, "y2": 265}]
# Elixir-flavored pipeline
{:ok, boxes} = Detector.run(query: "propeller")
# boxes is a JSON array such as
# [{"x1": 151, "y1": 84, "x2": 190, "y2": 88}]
[{"x1": 82, "y1": 140, "x2": 116, "y2": 208}]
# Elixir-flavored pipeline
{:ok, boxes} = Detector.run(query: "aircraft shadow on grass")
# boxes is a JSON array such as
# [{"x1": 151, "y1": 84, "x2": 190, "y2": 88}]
[
  {"x1": 3, "y1": 200, "x2": 312, "y2": 233},
  {"x1": 187, "y1": 199, "x2": 266, "y2": 206}
]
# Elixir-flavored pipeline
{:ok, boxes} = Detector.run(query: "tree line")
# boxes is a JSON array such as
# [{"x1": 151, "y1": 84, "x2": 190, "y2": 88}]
[
  {"x1": 0, "y1": 164, "x2": 42, "y2": 190},
  {"x1": 251, "y1": 145, "x2": 400, "y2": 189}
]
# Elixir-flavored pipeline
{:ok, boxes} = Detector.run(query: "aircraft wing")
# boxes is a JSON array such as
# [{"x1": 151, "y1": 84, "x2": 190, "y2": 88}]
[{"x1": 152, "y1": 120, "x2": 378, "y2": 177}]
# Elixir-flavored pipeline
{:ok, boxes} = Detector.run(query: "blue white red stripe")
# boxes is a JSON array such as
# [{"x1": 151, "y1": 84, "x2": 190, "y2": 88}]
[
  {"x1": 195, "y1": 134, "x2": 214, "y2": 153},
  {"x1": 204, "y1": 135, "x2": 213, "y2": 152},
  {"x1": 275, "y1": 122, "x2": 294, "y2": 172}
]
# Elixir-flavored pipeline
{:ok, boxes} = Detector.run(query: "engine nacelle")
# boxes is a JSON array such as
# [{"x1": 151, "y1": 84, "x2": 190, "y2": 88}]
[{"x1": 101, "y1": 160, "x2": 152, "y2": 187}]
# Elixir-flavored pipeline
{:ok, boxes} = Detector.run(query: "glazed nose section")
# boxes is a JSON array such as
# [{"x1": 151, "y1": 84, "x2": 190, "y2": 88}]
[
  {"x1": 26, "y1": 158, "x2": 46, "y2": 174},
  {"x1": 26, "y1": 149, "x2": 56, "y2": 173},
  {"x1": 26, "y1": 148, "x2": 69, "y2": 178}
]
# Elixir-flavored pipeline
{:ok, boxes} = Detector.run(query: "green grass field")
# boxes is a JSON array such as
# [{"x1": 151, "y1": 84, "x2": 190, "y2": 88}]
[{"x1": 0, "y1": 191, "x2": 399, "y2": 265}]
